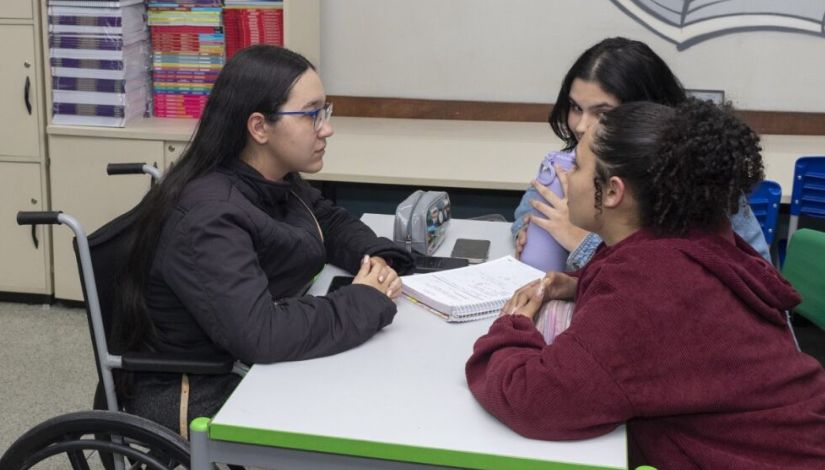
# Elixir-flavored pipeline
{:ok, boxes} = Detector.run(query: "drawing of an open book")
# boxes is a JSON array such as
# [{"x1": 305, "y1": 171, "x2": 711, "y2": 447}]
[{"x1": 610, "y1": 0, "x2": 825, "y2": 49}]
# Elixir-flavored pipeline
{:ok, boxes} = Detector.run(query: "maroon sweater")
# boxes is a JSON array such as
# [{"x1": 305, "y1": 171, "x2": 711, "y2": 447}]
[{"x1": 466, "y1": 228, "x2": 825, "y2": 469}]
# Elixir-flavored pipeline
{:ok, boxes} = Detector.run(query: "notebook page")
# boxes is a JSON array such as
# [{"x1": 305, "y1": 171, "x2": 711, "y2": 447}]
[{"x1": 401, "y1": 256, "x2": 544, "y2": 318}]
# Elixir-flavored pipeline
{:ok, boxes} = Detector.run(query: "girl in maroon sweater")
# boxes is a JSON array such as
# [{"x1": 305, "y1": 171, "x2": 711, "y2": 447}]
[{"x1": 466, "y1": 99, "x2": 825, "y2": 469}]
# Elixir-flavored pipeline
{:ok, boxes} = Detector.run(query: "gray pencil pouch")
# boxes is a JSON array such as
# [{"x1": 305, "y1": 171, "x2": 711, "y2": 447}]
[{"x1": 393, "y1": 190, "x2": 451, "y2": 255}]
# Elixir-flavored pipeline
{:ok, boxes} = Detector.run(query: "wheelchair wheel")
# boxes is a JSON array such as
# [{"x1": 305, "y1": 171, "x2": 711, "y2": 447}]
[{"x1": 0, "y1": 410, "x2": 189, "y2": 469}]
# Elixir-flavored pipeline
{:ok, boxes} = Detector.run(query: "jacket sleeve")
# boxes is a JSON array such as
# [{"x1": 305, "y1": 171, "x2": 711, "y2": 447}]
[
  {"x1": 730, "y1": 196, "x2": 771, "y2": 262},
  {"x1": 304, "y1": 182, "x2": 414, "y2": 274},
  {"x1": 512, "y1": 185, "x2": 538, "y2": 237},
  {"x1": 566, "y1": 232, "x2": 603, "y2": 271},
  {"x1": 465, "y1": 315, "x2": 633, "y2": 440},
  {"x1": 161, "y1": 201, "x2": 398, "y2": 364}
]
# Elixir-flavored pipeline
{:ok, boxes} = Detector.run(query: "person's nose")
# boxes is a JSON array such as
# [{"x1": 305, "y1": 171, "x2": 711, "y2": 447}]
[
  {"x1": 318, "y1": 119, "x2": 334, "y2": 138},
  {"x1": 575, "y1": 112, "x2": 595, "y2": 138}
]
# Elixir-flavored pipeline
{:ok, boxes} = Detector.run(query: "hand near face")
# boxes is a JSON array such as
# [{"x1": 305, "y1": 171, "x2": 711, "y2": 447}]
[
  {"x1": 528, "y1": 165, "x2": 589, "y2": 252},
  {"x1": 353, "y1": 255, "x2": 402, "y2": 299},
  {"x1": 500, "y1": 272, "x2": 578, "y2": 320}
]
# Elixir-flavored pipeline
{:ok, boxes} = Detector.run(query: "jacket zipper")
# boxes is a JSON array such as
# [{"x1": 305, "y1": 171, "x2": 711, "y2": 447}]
[
  {"x1": 290, "y1": 190, "x2": 325, "y2": 295},
  {"x1": 290, "y1": 190, "x2": 324, "y2": 243}
]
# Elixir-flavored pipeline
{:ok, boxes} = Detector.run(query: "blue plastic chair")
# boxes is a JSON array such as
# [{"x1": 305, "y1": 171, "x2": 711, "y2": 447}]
[
  {"x1": 748, "y1": 180, "x2": 782, "y2": 245},
  {"x1": 788, "y1": 156, "x2": 825, "y2": 241}
]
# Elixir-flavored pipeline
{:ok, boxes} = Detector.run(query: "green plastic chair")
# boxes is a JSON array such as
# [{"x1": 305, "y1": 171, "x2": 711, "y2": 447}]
[{"x1": 782, "y1": 228, "x2": 825, "y2": 331}]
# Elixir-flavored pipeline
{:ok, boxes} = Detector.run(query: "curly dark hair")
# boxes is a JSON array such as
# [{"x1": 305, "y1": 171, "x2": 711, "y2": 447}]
[{"x1": 590, "y1": 98, "x2": 764, "y2": 236}]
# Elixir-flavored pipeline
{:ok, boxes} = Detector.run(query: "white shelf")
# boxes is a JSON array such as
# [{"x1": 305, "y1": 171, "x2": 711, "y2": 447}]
[
  {"x1": 47, "y1": 117, "x2": 197, "y2": 141},
  {"x1": 47, "y1": 115, "x2": 822, "y2": 203},
  {"x1": 310, "y1": 117, "x2": 817, "y2": 202}
]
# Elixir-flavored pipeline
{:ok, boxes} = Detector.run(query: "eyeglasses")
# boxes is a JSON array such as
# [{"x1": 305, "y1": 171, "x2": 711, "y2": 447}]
[{"x1": 272, "y1": 102, "x2": 333, "y2": 132}]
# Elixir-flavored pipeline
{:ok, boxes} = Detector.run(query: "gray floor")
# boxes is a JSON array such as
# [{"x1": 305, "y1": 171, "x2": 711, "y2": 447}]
[{"x1": 0, "y1": 300, "x2": 97, "y2": 456}]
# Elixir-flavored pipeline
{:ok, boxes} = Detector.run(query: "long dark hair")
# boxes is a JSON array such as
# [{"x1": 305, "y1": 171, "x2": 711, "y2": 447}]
[
  {"x1": 590, "y1": 99, "x2": 764, "y2": 236},
  {"x1": 549, "y1": 37, "x2": 686, "y2": 151},
  {"x1": 116, "y1": 45, "x2": 314, "y2": 351}
]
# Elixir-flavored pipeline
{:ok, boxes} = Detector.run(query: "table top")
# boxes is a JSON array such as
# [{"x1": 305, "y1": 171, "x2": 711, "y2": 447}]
[{"x1": 208, "y1": 215, "x2": 627, "y2": 470}]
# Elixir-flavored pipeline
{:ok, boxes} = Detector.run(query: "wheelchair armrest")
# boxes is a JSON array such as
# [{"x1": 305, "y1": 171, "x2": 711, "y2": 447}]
[{"x1": 121, "y1": 351, "x2": 235, "y2": 375}]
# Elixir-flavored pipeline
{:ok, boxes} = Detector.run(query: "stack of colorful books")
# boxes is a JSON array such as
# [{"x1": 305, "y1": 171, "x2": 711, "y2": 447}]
[
  {"x1": 147, "y1": 0, "x2": 224, "y2": 119},
  {"x1": 223, "y1": 0, "x2": 283, "y2": 60},
  {"x1": 47, "y1": 0, "x2": 151, "y2": 127}
]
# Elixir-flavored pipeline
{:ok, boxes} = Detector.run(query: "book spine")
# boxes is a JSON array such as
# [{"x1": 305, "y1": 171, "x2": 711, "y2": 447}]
[
  {"x1": 49, "y1": 15, "x2": 123, "y2": 27},
  {"x1": 53, "y1": 76, "x2": 126, "y2": 93},
  {"x1": 50, "y1": 58, "x2": 125, "y2": 70},
  {"x1": 50, "y1": 36, "x2": 124, "y2": 51},
  {"x1": 53, "y1": 102, "x2": 125, "y2": 118}
]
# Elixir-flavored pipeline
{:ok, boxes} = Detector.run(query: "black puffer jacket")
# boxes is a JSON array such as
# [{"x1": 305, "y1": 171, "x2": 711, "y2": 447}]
[{"x1": 144, "y1": 160, "x2": 414, "y2": 363}]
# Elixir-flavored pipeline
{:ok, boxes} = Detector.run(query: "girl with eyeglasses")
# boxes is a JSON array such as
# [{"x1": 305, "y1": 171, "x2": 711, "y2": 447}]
[
  {"x1": 467, "y1": 99, "x2": 825, "y2": 469},
  {"x1": 513, "y1": 37, "x2": 770, "y2": 270},
  {"x1": 116, "y1": 45, "x2": 413, "y2": 433}
]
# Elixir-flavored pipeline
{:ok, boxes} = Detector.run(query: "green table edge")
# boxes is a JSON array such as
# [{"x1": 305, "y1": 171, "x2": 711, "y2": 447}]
[{"x1": 203, "y1": 420, "x2": 624, "y2": 470}]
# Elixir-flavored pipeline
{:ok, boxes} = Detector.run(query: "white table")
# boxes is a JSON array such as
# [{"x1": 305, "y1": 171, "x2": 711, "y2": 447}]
[{"x1": 190, "y1": 215, "x2": 627, "y2": 470}]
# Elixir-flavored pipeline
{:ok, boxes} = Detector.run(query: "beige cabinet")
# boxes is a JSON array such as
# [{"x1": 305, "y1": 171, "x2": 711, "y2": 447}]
[
  {"x1": 163, "y1": 140, "x2": 189, "y2": 168},
  {"x1": 0, "y1": 0, "x2": 50, "y2": 296},
  {"x1": 0, "y1": 162, "x2": 49, "y2": 294},
  {"x1": 0, "y1": 0, "x2": 33, "y2": 20},
  {"x1": 0, "y1": 25, "x2": 40, "y2": 160},
  {"x1": 50, "y1": 136, "x2": 163, "y2": 300}
]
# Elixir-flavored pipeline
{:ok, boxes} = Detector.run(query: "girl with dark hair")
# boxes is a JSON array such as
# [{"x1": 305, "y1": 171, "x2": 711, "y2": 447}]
[
  {"x1": 513, "y1": 37, "x2": 770, "y2": 269},
  {"x1": 116, "y1": 45, "x2": 414, "y2": 433},
  {"x1": 467, "y1": 99, "x2": 825, "y2": 469}
]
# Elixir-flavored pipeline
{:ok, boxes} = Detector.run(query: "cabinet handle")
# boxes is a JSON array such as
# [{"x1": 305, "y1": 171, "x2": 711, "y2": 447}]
[
  {"x1": 24, "y1": 76, "x2": 32, "y2": 115},
  {"x1": 31, "y1": 225, "x2": 39, "y2": 249}
]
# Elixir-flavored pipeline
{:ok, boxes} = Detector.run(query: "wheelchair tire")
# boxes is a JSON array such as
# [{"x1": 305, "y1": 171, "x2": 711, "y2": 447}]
[{"x1": 0, "y1": 410, "x2": 189, "y2": 470}]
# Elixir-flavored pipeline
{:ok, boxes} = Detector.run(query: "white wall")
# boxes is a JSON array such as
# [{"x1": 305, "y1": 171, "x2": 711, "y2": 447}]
[{"x1": 320, "y1": 0, "x2": 825, "y2": 112}]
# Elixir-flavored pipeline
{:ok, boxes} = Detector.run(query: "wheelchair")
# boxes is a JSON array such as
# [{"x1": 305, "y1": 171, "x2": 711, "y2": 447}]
[{"x1": 2, "y1": 163, "x2": 237, "y2": 470}]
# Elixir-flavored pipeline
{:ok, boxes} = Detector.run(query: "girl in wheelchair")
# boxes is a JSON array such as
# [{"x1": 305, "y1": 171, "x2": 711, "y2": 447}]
[{"x1": 116, "y1": 45, "x2": 413, "y2": 433}]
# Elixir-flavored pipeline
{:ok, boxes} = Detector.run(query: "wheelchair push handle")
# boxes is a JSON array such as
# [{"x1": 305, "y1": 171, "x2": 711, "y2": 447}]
[
  {"x1": 17, "y1": 211, "x2": 62, "y2": 226},
  {"x1": 107, "y1": 162, "x2": 162, "y2": 182},
  {"x1": 107, "y1": 163, "x2": 149, "y2": 175}
]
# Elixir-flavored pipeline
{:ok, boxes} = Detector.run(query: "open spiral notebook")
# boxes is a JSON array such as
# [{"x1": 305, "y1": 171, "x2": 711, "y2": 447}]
[{"x1": 401, "y1": 255, "x2": 545, "y2": 322}]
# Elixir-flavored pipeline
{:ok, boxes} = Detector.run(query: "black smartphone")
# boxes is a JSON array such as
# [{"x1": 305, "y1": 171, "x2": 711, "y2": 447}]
[
  {"x1": 451, "y1": 238, "x2": 491, "y2": 264},
  {"x1": 327, "y1": 275, "x2": 354, "y2": 294},
  {"x1": 413, "y1": 255, "x2": 469, "y2": 274}
]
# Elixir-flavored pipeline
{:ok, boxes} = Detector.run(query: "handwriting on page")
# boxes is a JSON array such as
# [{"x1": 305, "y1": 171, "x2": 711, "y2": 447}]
[{"x1": 403, "y1": 256, "x2": 544, "y2": 305}]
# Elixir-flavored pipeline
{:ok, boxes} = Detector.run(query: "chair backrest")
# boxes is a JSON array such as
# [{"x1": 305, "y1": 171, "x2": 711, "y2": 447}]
[
  {"x1": 74, "y1": 206, "x2": 142, "y2": 356},
  {"x1": 73, "y1": 205, "x2": 144, "y2": 408},
  {"x1": 748, "y1": 180, "x2": 782, "y2": 245},
  {"x1": 782, "y1": 228, "x2": 825, "y2": 331},
  {"x1": 788, "y1": 156, "x2": 825, "y2": 240},
  {"x1": 72, "y1": 163, "x2": 159, "y2": 411}
]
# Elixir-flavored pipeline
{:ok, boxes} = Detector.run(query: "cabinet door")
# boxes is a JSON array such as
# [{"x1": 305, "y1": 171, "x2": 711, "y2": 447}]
[
  {"x1": 0, "y1": 0, "x2": 33, "y2": 19},
  {"x1": 50, "y1": 136, "x2": 163, "y2": 301},
  {"x1": 0, "y1": 25, "x2": 40, "y2": 159},
  {"x1": 0, "y1": 162, "x2": 48, "y2": 293},
  {"x1": 163, "y1": 140, "x2": 189, "y2": 169}
]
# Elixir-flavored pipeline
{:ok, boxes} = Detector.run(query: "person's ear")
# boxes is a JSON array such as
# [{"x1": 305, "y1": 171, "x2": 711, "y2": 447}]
[
  {"x1": 602, "y1": 176, "x2": 627, "y2": 209},
  {"x1": 247, "y1": 112, "x2": 270, "y2": 145}
]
